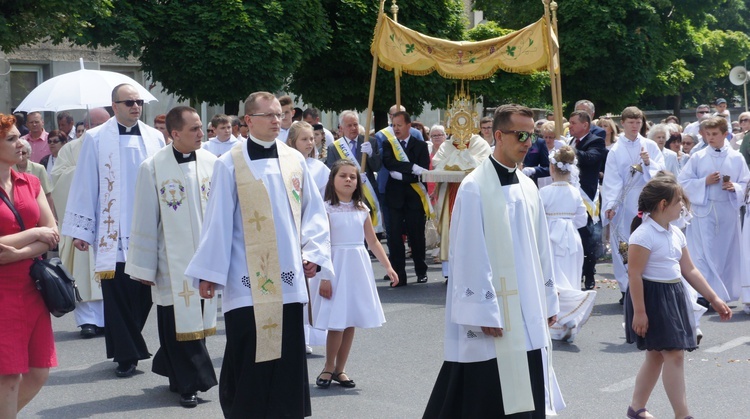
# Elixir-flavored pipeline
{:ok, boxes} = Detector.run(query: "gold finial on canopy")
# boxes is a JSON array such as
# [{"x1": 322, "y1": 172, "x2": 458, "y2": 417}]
[{"x1": 444, "y1": 81, "x2": 478, "y2": 150}]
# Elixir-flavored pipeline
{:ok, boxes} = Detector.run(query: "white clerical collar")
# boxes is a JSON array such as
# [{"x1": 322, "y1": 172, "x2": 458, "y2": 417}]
[
  {"x1": 118, "y1": 122, "x2": 138, "y2": 133},
  {"x1": 490, "y1": 155, "x2": 517, "y2": 172},
  {"x1": 248, "y1": 134, "x2": 275, "y2": 149}
]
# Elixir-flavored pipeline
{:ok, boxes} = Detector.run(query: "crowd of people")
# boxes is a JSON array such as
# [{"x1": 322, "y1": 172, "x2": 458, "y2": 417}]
[{"x1": 0, "y1": 85, "x2": 746, "y2": 418}]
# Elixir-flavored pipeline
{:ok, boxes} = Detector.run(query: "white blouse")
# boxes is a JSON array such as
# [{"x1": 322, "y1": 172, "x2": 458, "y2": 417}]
[{"x1": 629, "y1": 217, "x2": 686, "y2": 281}]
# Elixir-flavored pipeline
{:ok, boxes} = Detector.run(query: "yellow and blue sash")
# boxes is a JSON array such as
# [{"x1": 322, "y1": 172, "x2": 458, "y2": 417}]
[{"x1": 382, "y1": 130, "x2": 435, "y2": 218}]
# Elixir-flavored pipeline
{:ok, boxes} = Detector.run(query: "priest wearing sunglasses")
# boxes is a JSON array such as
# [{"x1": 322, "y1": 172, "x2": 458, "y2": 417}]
[
  {"x1": 62, "y1": 83, "x2": 165, "y2": 378},
  {"x1": 424, "y1": 104, "x2": 564, "y2": 418}
]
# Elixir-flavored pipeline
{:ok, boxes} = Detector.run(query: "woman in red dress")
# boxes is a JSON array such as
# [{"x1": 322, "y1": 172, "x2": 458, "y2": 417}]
[{"x1": 0, "y1": 113, "x2": 59, "y2": 417}]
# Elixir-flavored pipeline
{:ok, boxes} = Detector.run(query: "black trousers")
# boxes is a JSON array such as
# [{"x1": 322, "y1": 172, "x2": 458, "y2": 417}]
[
  {"x1": 101, "y1": 262, "x2": 152, "y2": 363},
  {"x1": 220, "y1": 304, "x2": 310, "y2": 418},
  {"x1": 578, "y1": 214, "x2": 600, "y2": 283},
  {"x1": 387, "y1": 203, "x2": 427, "y2": 283},
  {"x1": 152, "y1": 305, "x2": 217, "y2": 394}
]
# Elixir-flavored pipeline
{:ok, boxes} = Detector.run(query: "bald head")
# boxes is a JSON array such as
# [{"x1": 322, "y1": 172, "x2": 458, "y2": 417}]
[{"x1": 87, "y1": 108, "x2": 111, "y2": 128}]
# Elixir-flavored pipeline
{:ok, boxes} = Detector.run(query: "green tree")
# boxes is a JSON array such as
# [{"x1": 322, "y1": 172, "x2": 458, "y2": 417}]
[
  {"x1": 289, "y1": 0, "x2": 466, "y2": 124},
  {"x1": 72, "y1": 0, "x2": 331, "y2": 105},
  {"x1": 465, "y1": 21, "x2": 551, "y2": 109},
  {"x1": 0, "y1": 0, "x2": 113, "y2": 53}
]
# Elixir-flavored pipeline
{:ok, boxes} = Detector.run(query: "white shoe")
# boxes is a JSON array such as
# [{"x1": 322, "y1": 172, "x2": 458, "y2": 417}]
[{"x1": 305, "y1": 345, "x2": 313, "y2": 354}]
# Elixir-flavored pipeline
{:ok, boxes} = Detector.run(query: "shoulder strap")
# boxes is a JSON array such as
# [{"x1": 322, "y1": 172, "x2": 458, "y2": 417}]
[{"x1": 0, "y1": 190, "x2": 26, "y2": 231}]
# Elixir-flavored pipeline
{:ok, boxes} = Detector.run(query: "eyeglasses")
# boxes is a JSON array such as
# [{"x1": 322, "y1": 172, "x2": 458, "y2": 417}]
[
  {"x1": 239, "y1": 124, "x2": 247, "y2": 127},
  {"x1": 114, "y1": 99, "x2": 144, "y2": 107},
  {"x1": 500, "y1": 130, "x2": 537, "y2": 143},
  {"x1": 249, "y1": 113, "x2": 283, "y2": 120},
  {"x1": 48, "y1": 139, "x2": 64, "y2": 144},
  {"x1": 430, "y1": 133, "x2": 445, "y2": 138}
]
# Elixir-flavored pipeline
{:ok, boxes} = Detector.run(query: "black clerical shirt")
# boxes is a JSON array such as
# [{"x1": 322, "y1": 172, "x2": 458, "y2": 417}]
[
  {"x1": 118, "y1": 122, "x2": 141, "y2": 136},
  {"x1": 247, "y1": 137, "x2": 279, "y2": 160},
  {"x1": 172, "y1": 145, "x2": 196, "y2": 163},
  {"x1": 489, "y1": 156, "x2": 519, "y2": 186}
]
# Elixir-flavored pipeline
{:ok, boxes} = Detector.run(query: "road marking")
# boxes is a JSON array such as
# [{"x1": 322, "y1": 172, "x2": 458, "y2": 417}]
[
  {"x1": 600, "y1": 376, "x2": 635, "y2": 393},
  {"x1": 704, "y1": 336, "x2": 750, "y2": 353}
]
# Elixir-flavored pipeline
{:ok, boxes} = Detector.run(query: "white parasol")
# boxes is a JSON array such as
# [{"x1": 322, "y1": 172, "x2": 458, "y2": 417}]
[{"x1": 15, "y1": 58, "x2": 157, "y2": 113}]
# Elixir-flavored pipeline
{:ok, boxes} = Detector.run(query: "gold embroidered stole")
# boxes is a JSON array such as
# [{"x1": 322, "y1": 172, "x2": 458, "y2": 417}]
[
  {"x1": 475, "y1": 160, "x2": 536, "y2": 414},
  {"x1": 154, "y1": 146, "x2": 217, "y2": 341},
  {"x1": 231, "y1": 141, "x2": 303, "y2": 362},
  {"x1": 382, "y1": 129, "x2": 435, "y2": 218}
]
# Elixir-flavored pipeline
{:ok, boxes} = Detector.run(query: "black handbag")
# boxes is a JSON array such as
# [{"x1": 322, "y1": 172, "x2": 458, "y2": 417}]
[{"x1": 0, "y1": 190, "x2": 81, "y2": 317}]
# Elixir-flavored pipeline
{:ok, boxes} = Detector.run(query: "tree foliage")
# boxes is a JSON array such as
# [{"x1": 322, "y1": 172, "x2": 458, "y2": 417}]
[
  {"x1": 72, "y1": 0, "x2": 331, "y2": 105},
  {"x1": 289, "y1": 0, "x2": 467, "y2": 116},
  {"x1": 0, "y1": 0, "x2": 113, "y2": 53},
  {"x1": 473, "y1": 0, "x2": 750, "y2": 114}
]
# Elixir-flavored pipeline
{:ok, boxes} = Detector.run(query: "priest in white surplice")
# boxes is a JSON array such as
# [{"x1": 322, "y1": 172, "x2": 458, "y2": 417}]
[
  {"x1": 601, "y1": 107, "x2": 664, "y2": 302},
  {"x1": 50, "y1": 107, "x2": 110, "y2": 339},
  {"x1": 678, "y1": 116, "x2": 750, "y2": 303},
  {"x1": 62, "y1": 84, "x2": 164, "y2": 378},
  {"x1": 424, "y1": 105, "x2": 564, "y2": 419},
  {"x1": 126, "y1": 106, "x2": 218, "y2": 408},
  {"x1": 185, "y1": 92, "x2": 333, "y2": 418}
]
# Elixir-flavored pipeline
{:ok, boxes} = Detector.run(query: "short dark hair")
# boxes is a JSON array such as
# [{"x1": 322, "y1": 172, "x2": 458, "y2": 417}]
[
  {"x1": 166, "y1": 106, "x2": 197, "y2": 134},
  {"x1": 57, "y1": 111, "x2": 74, "y2": 124},
  {"x1": 391, "y1": 111, "x2": 411, "y2": 124},
  {"x1": 278, "y1": 95, "x2": 293, "y2": 107},
  {"x1": 570, "y1": 110, "x2": 591, "y2": 125},
  {"x1": 47, "y1": 129, "x2": 68, "y2": 144},
  {"x1": 492, "y1": 104, "x2": 534, "y2": 133},
  {"x1": 302, "y1": 108, "x2": 320, "y2": 120},
  {"x1": 620, "y1": 106, "x2": 644, "y2": 121},
  {"x1": 480, "y1": 116, "x2": 493, "y2": 125},
  {"x1": 210, "y1": 113, "x2": 231, "y2": 128}
]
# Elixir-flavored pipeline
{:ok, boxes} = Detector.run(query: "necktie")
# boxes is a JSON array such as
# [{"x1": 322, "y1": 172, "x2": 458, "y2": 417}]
[
  {"x1": 575, "y1": 137, "x2": 581, "y2": 147},
  {"x1": 350, "y1": 140, "x2": 357, "y2": 154},
  {"x1": 400, "y1": 140, "x2": 406, "y2": 150}
]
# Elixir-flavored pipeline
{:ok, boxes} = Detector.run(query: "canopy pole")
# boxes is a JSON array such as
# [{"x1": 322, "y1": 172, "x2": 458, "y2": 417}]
[
  {"x1": 543, "y1": 0, "x2": 562, "y2": 137},
  {"x1": 391, "y1": 0, "x2": 401, "y2": 110},
  {"x1": 362, "y1": 0, "x2": 388, "y2": 173},
  {"x1": 551, "y1": 1, "x2": 563, "y2": 126}
]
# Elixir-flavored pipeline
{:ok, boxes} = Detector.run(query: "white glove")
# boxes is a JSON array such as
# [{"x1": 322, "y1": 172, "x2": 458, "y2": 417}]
[
  {"x1": 412, "y1": 164, "x2": 426, "y2": 176},
  {"x1": 360, "y1": 173, "x2": 368, "y2": 184},
  {"x1": 389, "y1": 171, "x2": 403, "y2": 180},
  {"x1": 522, "y1": 167, "x2": 535, "y2": 177},
  {"x1": 360, "y1": 141, "x2": 373, "y2": 156}
]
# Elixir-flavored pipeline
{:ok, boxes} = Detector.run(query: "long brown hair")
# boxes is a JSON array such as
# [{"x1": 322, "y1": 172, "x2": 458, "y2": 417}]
[{"x1": 324, "y1": 159, "x2": 366, "y2": 209}]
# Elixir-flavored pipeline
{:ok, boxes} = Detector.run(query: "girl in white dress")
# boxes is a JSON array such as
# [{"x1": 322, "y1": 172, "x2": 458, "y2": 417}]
[
  {"x1": 312, "y1": 160, "x2": 398, "y2": 389},
  {"x1": 539, "y1": 146, "x2": 597, "y2": 342},
  {"x1": 287, "y1": 121, "x2": 330, "y2": 352}
]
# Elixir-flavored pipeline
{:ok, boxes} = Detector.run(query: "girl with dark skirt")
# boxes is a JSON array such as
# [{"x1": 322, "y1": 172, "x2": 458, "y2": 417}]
[{"x1": 624, "y1": 173, "x2": 732, "y2": 419}]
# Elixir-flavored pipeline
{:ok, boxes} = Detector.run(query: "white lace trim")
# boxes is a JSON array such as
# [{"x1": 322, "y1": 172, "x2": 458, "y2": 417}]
[{"x1": 325, "y1": 200, "x2": 368, "y2": 214}]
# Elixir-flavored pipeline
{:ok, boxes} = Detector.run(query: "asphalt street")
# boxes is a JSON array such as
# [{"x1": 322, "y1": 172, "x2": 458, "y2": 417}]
[{"x1": 23, "y1": 259, "x2": 750, "y2": 418}]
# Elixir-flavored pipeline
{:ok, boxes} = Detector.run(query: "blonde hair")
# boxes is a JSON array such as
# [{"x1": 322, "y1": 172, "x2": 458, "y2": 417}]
[
  {"x1": 287, "y1": 121, "x2": 314, "y2": 158},
  {"x1": 550, "y1": 145, "x2": 576, "y2": 174}
]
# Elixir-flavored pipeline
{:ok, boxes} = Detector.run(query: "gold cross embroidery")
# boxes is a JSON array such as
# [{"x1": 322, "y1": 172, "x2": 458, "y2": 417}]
[
  {"x1": 497, "y1": 277, "x2": 518, "y2": 331},
  {"x1": 178, "y1": 280, "x2": 195, "y2": 307},
  {"x1": 262, "y1": 318, "x2": 278, "y2": 337},
  {"x1": 103, "y1": 216, "x2": 115, "y2": 233},
  {"x1": 248, "y1": 210, "x2": 267, "y2": 232}
]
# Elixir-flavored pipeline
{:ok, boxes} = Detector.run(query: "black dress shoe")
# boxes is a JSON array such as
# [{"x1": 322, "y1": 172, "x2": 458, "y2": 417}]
[
  {"x1": 80, "y1": 324, "x2": 96, "y2": 339},
  {"x1": 584, "y1": 276, "x2": 596, "y2": 290},
  {"x1": 619, "y1": 292, "x2": 626, "y2": 306},
  {"x1": 316, "y1": 371, "x2": 333, "y2": 388},
  {"x1": 417, "y1": 275, "x2": 428, "y2": 284},
  {"x1": 333, "y1": 372, "x2": 356, "y2": 388},
  {"x1": 115, "y1": 362, "x2": 136, "y2": 378},
  {"x1": 179, "y1": 392, "x2": 198, "y2": 408}
]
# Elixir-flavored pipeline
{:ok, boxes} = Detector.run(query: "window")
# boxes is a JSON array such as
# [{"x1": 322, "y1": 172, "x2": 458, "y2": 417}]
[{"x1": 10, "y1": 65, "x2": 43, "y2": 112}]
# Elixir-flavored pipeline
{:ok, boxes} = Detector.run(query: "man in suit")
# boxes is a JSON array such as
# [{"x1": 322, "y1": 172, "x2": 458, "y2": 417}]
[
  {"x1": 575, "y1": 99, "x2": 606, "y2": 141},
  {"x1": 325, "y1": 110, "x2": 381, "y2": 185},
  {"x1": 568, "y1": 110, "x2": 607, "y2": 290},
  {"x1": 521, "y1": 136, "x2": 550, "y2": 185},
  {"x1": 383, "y1": 111, "x2": 431, "y2": 286}
]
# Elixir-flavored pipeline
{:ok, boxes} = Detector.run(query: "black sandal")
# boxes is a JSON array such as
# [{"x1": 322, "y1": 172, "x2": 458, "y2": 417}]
[
  {"x1": 316, "y1": 371, "x2": 333, "y2": 388},
  {"x1": 333, "y1": 371, "x2": 356, "y2": 388}
]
